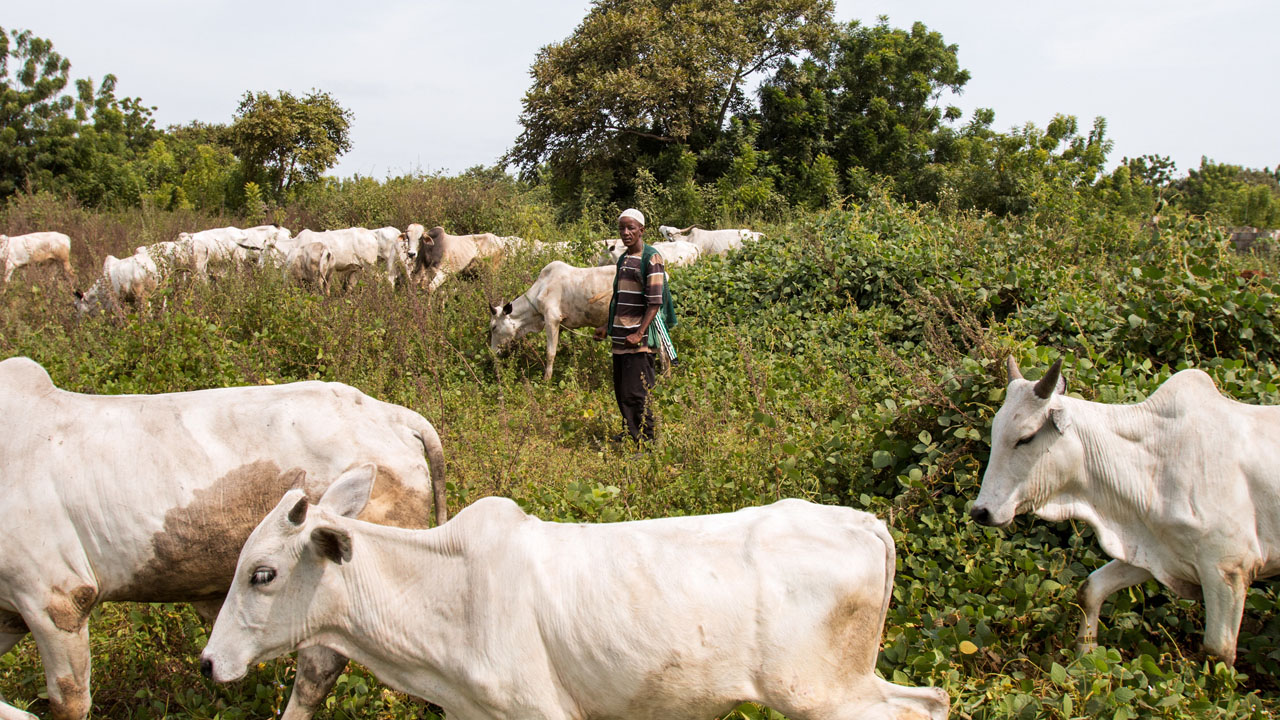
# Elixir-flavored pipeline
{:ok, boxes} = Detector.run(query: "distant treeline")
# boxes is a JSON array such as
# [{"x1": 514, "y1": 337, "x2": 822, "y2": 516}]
[{"x1": 2, "y1": 6, "x2": 1279, "y2": 232}]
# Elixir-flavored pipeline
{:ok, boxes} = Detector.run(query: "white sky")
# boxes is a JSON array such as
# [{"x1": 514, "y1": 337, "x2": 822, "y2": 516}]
[{"x1": 7, "y1": 1, "x2": 1278, "y2": 180}]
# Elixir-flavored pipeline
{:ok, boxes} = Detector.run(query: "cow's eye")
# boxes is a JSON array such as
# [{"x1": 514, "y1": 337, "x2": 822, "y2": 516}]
[
  {"x1": 250, "y1": 567, "x2": 276, "y2": 586},
  {"x1": 1015, "y1": 432, "x2": 1037, "y2": 447}
]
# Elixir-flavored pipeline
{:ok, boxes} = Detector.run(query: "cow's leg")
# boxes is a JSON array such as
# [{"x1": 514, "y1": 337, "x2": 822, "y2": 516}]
[
  {"x1": 543, "y1": 317, "x2": 561, "y2": 381},
  {"x1": 1201, "y1": 560, "x2": 1251, "y2": 666},
  {"x1": 190, "y1": 600, "x2": 222, "y2": 624},
  {"x1": 279, "y1": 647, "x2": 349, "y2": 720},
  {"x1": 1076, "y1": 560, "x2": 1152, "y2": 653},
  {"x1": 0, "y1": 612, "x2": 34, "y2": 719},
  {"x1": 24, "y1": 607, "x2": 94, "y2": 720}
]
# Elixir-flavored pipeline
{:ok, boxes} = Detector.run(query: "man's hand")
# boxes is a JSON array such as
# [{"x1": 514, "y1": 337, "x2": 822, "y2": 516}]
[
  {"x1": 594, "y1": 325, "x2": 608, "y2": 341},
  {"x1": 625, "y1": 331, "x2": 644, "y2": 347}
]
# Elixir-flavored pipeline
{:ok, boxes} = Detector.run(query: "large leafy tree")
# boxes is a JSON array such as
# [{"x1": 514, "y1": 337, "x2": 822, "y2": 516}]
[
  {"x1": 0, "y1": 27, "x2": 159, "y2": 204},
  {"x1": 508, "y1": 0, "x2": 834, "y2": 210},
  {"x1": 229, "y1": 89, "x2": 352, "y2": 197},
  {"x1": 0, "y1": 27, "x2": 78, "y2": 197},
  {"x1": 755, "y1": 17, "x2": 971, "y2": 204}
]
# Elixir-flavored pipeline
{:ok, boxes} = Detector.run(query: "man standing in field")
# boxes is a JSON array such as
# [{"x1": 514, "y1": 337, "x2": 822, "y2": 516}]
[{"x1": 595, "y1": 208, "x2": 676, "y2": 444}]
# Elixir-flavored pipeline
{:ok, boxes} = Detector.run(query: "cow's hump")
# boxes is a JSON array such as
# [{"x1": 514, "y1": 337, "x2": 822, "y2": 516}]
[{"x1": 0, "y1": 356, "x2": 56, "y2": 396}]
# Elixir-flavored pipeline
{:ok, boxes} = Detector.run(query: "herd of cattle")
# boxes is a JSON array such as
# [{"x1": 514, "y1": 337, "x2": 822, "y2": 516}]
[
  {"x1": 0, "y1": 223, "x2": 763, "y2": 310},
  {"x1": 2, "y1": 220, "x2": 1278, "y2": 719}
]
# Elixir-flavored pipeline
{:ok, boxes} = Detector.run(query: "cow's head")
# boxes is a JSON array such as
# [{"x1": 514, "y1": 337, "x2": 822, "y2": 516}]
[
  {"x1": 200, "y1": 465, "x2": 375, "y2": 683},
  {"x1": 971, "y1": 357, "x2": 1080, "y2": 527},
  {"x1": 488, "y1": 301, "x2": 540, "y2": 355}
]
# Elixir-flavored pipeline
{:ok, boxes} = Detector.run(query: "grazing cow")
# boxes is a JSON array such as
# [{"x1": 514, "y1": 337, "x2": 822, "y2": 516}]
[
  {"x1": 73, "y1": 247, "x2": 160, "y2": 313},
  {"x1": 0, "y1": 357, "x2": 448, "y2": 720},
  {"x1": 293, "y1": 228, "x2": 382, "y2": 290},
  {"x1": 0, "y1": 231, "x2": 74, "y2": 283},
  {"x1": 201, "y1": 474, "x2": 950, "y2": 720},
  {"x1": 410, "y1": 226, "x2": 501, "y2": 290},
  {"x1": 284, "y1": 241, "x2": 337, "y2": 295},
  {"x1": 658, "y1": 225, "x2": 763, "y2": 256},
  {"x1": 971, "y1": 356, "x2": 1280, "y2": 665},
  {"x1": 489, "y1": 261, "x2": 616, "y2": 380}
]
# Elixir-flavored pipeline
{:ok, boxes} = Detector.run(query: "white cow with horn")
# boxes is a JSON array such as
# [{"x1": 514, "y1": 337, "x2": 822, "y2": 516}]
[
  {"x1": 0, "y1": 357, "x2": 447, "y2": 720},
  {"x1": 489, "y1": 260, "x2": 616, "y2": 380},
  {"x1": 971, "y1": 355, "x2": 1280, "y2": 665},
  {"x1": 201, "y1": 472, "x2": 950, "y2": 720}
]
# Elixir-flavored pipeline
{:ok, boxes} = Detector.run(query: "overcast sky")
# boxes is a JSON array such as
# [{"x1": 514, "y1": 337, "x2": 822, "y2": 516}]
[{"x1": 7, "y1": 1, "x2": 1278, "y2": 180}]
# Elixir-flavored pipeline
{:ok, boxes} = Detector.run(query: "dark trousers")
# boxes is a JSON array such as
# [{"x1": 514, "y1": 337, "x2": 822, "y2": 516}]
[{"x1": 612, "y1": 352, "x2": 655, "y2": 443}]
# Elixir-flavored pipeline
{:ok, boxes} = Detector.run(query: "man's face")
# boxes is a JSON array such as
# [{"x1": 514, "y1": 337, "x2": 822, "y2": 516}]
[{"x1": 619, "y1": 217, "x2": 644, "y2": 252}]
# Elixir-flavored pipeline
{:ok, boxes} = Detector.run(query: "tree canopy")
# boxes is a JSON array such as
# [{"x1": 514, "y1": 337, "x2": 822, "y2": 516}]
[
  {"x1": 229, "y1": 89, "x2": 353, "y2": 196},
  {"x1": 507, "y1": 0, "x2": 834, "y2": 209}
]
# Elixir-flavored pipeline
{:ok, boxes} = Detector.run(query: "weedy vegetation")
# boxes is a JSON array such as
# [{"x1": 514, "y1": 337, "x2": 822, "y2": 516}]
[{"x1": 2, "y1": 184, "x2": 1280, "y2": 720}]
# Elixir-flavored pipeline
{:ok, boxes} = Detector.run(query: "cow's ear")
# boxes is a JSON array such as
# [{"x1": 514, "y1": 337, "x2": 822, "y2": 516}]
[
  {"x1": 1050, "y1": 406, "x2": 1072, "y2": 433},
  {"x1": 502, "y1": 302, "x2": 512, "y2": 315},
  {"x1": 318, "y1": 463, "x2": 375, "y2": 519},
  {"x1": 489, "y1": 305, "x2": 499, "y2": 316},
  {"x1": 310, "y1": 525, "x2": 352, "y2": 564}
]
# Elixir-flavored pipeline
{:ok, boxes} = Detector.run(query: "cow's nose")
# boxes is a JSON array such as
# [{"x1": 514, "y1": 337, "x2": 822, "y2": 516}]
[
  {"x1": 969, "y1": 506, "x2": 992, "y2": 526},
  {"x1": 200, "y1": 656, "x2": 213, "y2": 679}
]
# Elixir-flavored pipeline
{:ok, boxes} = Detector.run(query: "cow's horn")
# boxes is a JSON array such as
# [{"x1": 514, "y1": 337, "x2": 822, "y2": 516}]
[
  {"x1": 1033, "y1": 358, "x2": 1063, "y2": 399},
  {"x1": 1006, "y1": 356, "x2": 1023, "y2": 381}
]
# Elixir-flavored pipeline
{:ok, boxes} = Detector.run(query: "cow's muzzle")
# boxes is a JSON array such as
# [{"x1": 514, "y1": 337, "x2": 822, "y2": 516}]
[
  {"x1": 969, "y1": 505, "x2": 997, "y2": 526},
  {"x1": 200, "y1": 656, "x2": 214, "y2": 679}
]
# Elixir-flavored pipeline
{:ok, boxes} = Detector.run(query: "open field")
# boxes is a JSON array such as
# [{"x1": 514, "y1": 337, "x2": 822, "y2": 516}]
[{"x1": 3, "y1": 189, "x2": 1279, "y2": 719}]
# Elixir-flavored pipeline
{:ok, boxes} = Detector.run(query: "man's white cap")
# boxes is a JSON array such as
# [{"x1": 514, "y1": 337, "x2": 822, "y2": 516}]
[{"x1": 619, "y1": 208, "x2": 645, "y2": 226}]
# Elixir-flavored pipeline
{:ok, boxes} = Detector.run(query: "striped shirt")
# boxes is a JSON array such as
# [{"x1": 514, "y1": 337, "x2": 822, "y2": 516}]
[{"x1": 610, "y1": 250, "x2": 665, "y2": 355}]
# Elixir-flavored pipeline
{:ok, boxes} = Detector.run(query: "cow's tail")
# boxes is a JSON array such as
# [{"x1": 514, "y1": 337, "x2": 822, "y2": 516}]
[{"x1": 411, "y1": 414, "x2": 449, "y2": 526}]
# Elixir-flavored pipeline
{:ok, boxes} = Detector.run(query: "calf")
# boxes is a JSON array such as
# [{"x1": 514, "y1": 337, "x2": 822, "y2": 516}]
[
  {"x1": 0, "y1": 358, "x2": 447, "y2": 720},
  {"x1": 284, "y1": 241, "x2": 337, "y2": 295},
  {"x1": 489, "y1": 261, "x2": 616, "y2": 380},
  {"x1": 202, "y1": 473, "x2": 949, "y2": 720},
  {"x1": 972, "y1": 356, "x2": 1280, "y2": 665},
  {"x1": 0, "y1": 231, "x2": 74, "y2": 283}
]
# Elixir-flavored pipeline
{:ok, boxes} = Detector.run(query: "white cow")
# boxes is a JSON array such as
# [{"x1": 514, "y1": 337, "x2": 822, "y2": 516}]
[
  {"x1": 489, "y1": 261, "x2": 616, "y2": 380},
  {"x1": 201, "y1": 474, "x2": 950, "y2": 720},
  {"x1": 0, "y1": 231, "x2": 74, "y2": 283},
  {"x1": 240, "y1": 224, "x2": 292, "y2": 259},
  {"x1": 293, "y1": 228, "x2": 382, "y2": 290},
  {"x1": 971, "y1": 356, "x2": 1280, "y2": 666},
  {"x1": 0, "y1": 357, "x2": 447, "y2": 720},
  {"x1": 283, "y1": 241, "x2": 337, "y2": 295},
  {"x1": 73, "y1": 246, "x2": 160, "y2": 313},
  {"x1": 371, "y1": 226, "x2": 410, "y2": 285},
  {"x1": 595, "y1": 239, "x2": 701, "y2": 268},
  {"x1": 658, "y1": 225, "x2": 762, "y2": 256},
  {"x1": 176, "y1": 226, "x2": 252, "y2": 277}
]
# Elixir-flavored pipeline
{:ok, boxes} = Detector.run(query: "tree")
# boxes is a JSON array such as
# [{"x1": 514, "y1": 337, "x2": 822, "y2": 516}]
[
  {"x1": 229, "y1": 89, "x2": 352, "y2": 197},
  {"x1": 1175, "y1": 159, "x2": 1280, "y2": 228},
  {"x1": 0, "y1": 27, "x2": 161, "y2": 205},
  {"x1": 507, "y1": 0, "x2": 834, "y2": 210},
  {"x1": 755, "y1": 17, "x2": 971, "y2": 204},
  {"x1": 0, "y1": 27, "x2": 76, "y2": 197}
]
